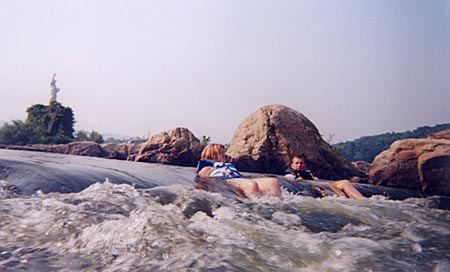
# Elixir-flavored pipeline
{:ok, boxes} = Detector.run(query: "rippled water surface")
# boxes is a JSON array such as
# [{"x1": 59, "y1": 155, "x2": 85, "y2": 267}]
[{"x1": 1, "y1": 181, "x2": 449, "y2": 271}]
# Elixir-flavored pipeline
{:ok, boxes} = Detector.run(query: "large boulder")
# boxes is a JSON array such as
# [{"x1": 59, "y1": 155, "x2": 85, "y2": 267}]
[
  {"x1": 135, "y1": 127, "x2": 202, "y2": 166},
  {"x1": 369, "y1": 138, "x2": 450, "y2": 196},
  {"x1": 227, "y1": 104, "x2": 358, "y2": 179}
]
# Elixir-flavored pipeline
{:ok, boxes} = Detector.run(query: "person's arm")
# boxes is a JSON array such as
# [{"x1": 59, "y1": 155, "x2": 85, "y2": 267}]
[
  {"x1": 284, "y1": 173, "x2": 296, "y2": 179},
  {"x1": 198, "y1": 166, "x2": 213, "y2": 178}
]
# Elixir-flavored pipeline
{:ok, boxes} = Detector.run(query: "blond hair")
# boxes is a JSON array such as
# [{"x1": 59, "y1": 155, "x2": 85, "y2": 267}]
[{"x1": 200, "y1": 143, "x2": 225, "y2": 160}]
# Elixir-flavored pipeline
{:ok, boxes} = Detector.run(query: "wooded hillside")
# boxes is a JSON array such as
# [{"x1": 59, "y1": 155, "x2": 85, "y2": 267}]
[{"x1": 333, "y1": 123, "x2": 450, "y2": 163}]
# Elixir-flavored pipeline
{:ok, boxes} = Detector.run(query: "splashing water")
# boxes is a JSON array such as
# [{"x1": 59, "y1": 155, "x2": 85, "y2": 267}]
[{"x1": 0, "y1": 180, "x2": 449, "y2": 271}]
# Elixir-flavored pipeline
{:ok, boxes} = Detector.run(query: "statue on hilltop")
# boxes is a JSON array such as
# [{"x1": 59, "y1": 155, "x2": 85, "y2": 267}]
[{"x1": 49, "y1": 73, "x2": 60, "y2": 103}]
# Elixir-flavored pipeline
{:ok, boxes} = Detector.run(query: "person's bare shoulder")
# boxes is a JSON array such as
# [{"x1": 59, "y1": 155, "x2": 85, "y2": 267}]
[{"x1": 198, "y1": 166, "x2": 213, "y2": 178}]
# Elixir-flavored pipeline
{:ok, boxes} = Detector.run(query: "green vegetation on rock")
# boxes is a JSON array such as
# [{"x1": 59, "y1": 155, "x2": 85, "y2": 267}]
[{"x1": 0, "y1": 102, "x2": 75, "y2": 145}]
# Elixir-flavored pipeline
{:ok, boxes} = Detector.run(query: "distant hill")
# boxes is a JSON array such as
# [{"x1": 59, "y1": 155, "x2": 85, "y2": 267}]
[
  {"x1": 333, "y1": 123, "x2": 450, "y2": 163},
  {"x1": 101, "y1": 132, "x2": 137, "y2": 143},
  {"x1": 102, "y1": 132, "x2": 133, "y2": 140}
]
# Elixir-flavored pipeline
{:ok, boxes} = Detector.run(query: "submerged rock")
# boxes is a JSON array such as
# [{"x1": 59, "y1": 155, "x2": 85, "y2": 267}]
[
  {"x1": 0, "y1": 149, "x2": 194, "y2": 195},
  {"x1": 300, "y1": 211, "x2": 363, "y2": 233}
]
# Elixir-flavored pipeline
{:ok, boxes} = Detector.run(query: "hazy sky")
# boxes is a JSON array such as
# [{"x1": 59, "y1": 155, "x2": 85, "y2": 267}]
[{"x1": 1, "y1": 0, "x2": 449, "y2": 143}]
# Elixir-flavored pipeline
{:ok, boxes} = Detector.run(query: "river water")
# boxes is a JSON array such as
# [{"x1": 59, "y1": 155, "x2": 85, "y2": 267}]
[{"x1": 1, "y1": 179, "x2": 449, "y2": 271}]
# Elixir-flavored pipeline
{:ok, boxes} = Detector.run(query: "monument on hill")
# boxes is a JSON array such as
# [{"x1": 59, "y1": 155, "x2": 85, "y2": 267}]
[
  {"x1": 49, "y1": 73, "x2": 60, "y2": 103},
  {"x1": 23, "y1": 73, "x2": 75, "y2": 144}
]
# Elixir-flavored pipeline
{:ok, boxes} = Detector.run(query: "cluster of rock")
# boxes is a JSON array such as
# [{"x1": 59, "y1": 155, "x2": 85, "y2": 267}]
[
  {"x1": 2, "y1": 105, "x2": 448, "y2": 197},
  {"x1": 369, "y1": 129, "x2": 450, "y2": 196},
  {"x1": 4, "y1": 127, "x2": 202, "y2": 167}
]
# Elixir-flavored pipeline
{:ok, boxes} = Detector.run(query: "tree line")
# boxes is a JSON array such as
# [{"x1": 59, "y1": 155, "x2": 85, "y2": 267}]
[
  {"x1": 0, "y1": 102, "x2": 104, "y2": 145},
  {"x1": 333, "y1": 123, "x2": 450, "y2": 163}
]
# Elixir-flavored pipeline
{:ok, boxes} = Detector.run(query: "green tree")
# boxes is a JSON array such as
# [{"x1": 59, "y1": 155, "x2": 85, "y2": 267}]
[
  {"x1": 74, "y1": 130, "x2": 89, "y2": 141},
  {"x1": 0, "y1": 120, "x2": 37, "y2": 145},
  {"x1": 88, "y1": 130, "x2": 104, "y2": 143},
  {"x1": 74, "y1": 130, "x2": 104, "y2": 143},
  {"x1": 25, "y1": 102, "x2": 75, "y2": 144},
  {"x1": 0, "y1": 102, "x2": 112, "y2": 146},
  {"x1": 201, "y1": 135, "x2": 211, "y2": 145}
]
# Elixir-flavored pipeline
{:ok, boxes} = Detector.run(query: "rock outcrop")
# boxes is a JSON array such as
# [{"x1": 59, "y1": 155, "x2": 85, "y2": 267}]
[
  {"x1": 352, "y1": 161, "x2": 372, "y2": 176},
  {"x1": 1, "y1": 141, "x2": 143, "y2": 161},
  {"x1": 100, "y1": 143, "x2": 129, "y2": 160},
  {"x1": 427, "y1": 129, "x2": 450, "y2": 140},
  {"x1": 135, "y1": 127, "x2": 202, "y2": 166},
  {"x1": 227, "y1": 104, "x2": 358, "y2": 179},
  {"x1": 369, "y1": 138, "x2": 450, "y2": 196},
  {"x1": 126, "y1": 139, "x2": 146, "y2": 161},
  {"x1": 0, "y1": 144, "x2": 67, "y2": 154},
  {"x1": 65, "y1": 141, "x2": 103, "y2": 157}
]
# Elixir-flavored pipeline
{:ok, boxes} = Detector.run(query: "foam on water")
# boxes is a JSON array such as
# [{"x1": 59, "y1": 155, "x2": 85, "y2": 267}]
[{"x1": 0, "y1": 181, "x2": 449, "y2": 271}]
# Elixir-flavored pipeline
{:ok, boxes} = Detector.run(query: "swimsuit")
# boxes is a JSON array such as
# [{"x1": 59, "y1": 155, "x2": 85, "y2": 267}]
[
  {"x1": 197, "y1": 160, "x2": 242, "y2": 178},
  {"x1": 285, "y1": 168, "x2": 318, "y2": 180}
]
